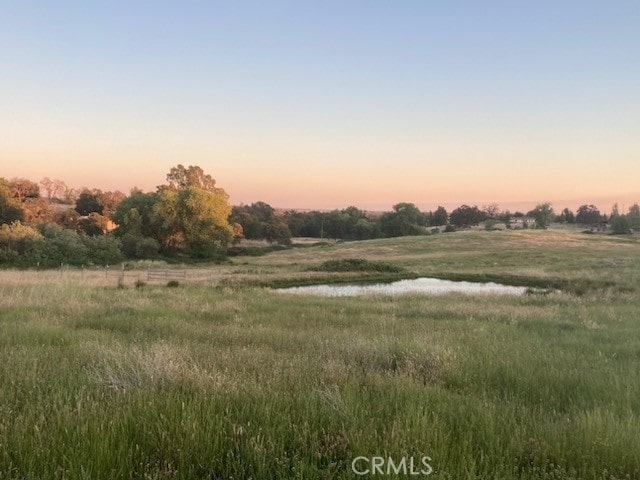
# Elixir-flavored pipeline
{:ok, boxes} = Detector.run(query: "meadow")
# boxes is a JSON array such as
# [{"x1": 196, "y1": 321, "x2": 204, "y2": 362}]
[{"x1": 0, "y1": 229, "x2": 639, "y2": 479}]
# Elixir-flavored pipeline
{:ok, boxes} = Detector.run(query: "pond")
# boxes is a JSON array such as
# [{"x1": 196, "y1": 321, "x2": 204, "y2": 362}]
[{"x1": 276, "y1": 277, "x2": 529, "y2": 297}]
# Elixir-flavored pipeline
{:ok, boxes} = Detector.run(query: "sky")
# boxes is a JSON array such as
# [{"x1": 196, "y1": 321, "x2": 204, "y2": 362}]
[{"x1": 1, "y1": 1, "x2": 639, "y2": 212}]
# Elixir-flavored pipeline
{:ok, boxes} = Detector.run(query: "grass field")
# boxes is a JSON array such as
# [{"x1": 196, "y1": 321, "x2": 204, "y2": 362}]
[{"x1": 1, "y1": 229, "x2": 639, "y2": 479}]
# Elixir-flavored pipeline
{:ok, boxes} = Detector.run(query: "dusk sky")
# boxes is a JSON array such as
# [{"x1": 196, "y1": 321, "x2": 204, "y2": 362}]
[{"x1": 2, "y1": 1, "x2": 638, "y2": 211}]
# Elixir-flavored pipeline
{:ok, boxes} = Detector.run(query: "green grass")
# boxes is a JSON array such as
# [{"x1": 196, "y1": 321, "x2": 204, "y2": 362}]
[{"x1": 0, "y1": 229, "x2": 639, "y2": 479}]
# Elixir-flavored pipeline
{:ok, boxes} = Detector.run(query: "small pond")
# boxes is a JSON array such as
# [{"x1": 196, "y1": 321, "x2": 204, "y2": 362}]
[{"x1": 276, "y1": 277, "x2": 529, "y2": 297}]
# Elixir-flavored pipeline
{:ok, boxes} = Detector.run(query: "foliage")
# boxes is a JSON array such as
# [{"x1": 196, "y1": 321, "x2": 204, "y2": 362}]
[
  {"x1": 230, "y1": 202, "x2": 292, "y2": 245},
  {"x1": 78, "y1": 212, "x2": 111, "y2": 236},
  {"x1": 309, "y1": 258, "x2": 405, "y2": 273},
  {"x1": 112, "y1": 192, "x2": 160, "y2": 238},
  {"x1": 75, "y1": 191, "x2": 103, "y2": 215},
  {"x1": 379, "y1": 202, "x2": 426, "y2": 237},
  {"x1": 449, "y1": 205, "x2": 486, "y2": 228},
  {"x1": 0, "y1": 179, "x2": 25, "y2": 225},
  {"x1": 163, "y1": 164, "x2": 225, "y2": 194},
  {"x1": 152, "y1": 186, "x2": 233, "y2": 257},
  {"x1": 528, "y1": 202, "x2": 554, "y2": 229},
  {"x1": 39, "y1": 177, "x2": 68, "y2": 201},
  {"x1": 432, "y1": 206, "x2": 448, "y2": 226},
  {"x1": 120, "y1": 234, "x2": 161, "y2": 259},
  {"x1": 8, "y1": 178, "x2": 40, "y2": 201},
  {"x1": 284, "y1": 207, "x2": 380, "y2": 240},
  {"x1": 610, "y1": 215, "x2": 631, "y2": 234},
  {"x1": 0, "y1": 222, "x2": 121, "y2": 267},
  {"x1": 555, "y1": 207, "x2": 575, "y2": 224},
  {"x1": 576, "y1": 204, "x2": 602, "y2": 225},
  {"x1": 628, "y1": 204, "x2": 640, "y2": 229}
]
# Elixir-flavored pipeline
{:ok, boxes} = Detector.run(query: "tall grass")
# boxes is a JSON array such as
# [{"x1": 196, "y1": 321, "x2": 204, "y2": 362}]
[{"x1": 0, "y1": 230, "x2": 639, "y2": 478}]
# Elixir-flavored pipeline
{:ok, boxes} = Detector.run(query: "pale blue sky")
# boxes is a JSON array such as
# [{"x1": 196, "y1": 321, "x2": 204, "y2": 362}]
[{"x1": 2, "y1": 1, "x2": 639, "y2": 210}]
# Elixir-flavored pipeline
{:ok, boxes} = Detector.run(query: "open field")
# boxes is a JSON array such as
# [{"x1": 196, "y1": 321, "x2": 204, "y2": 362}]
[{"x1": 1, "y1": 229, "x2": 639, "y2": 479}]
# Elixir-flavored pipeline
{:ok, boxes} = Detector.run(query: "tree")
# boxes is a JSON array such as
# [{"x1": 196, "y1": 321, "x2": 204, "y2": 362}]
[
  {"x1": 78, "y1": 212, "x2": 110, "y2": 236},
  {"x1": 112, "y1": 192, "x2": 160, "y2": 239},
  {"x1": 151, "y1": 166, "x2": 234, "y2": 256},
  {"x1": 163, "y1": 164, "x2": 226, "y2": 195},
  {"x1": 528, "y1": 202, "x2": 554, "y2": 229},
  {"x1": 75, "y1": 190, "x2": 102, "y2": 215},
  {"x1": 557, "y1": 208, "x2": 575, "y2": 224},
  {"x1": 432, "y1": 206, "x2": 448, "y2": 226},
  {"x1": 9, "y1": 178, "x2": 39, "y2": 202},
  {"x1": 628, "y1": 204, "x2": 640, "y2": 229},
  {"x1": 23, "y1": 198, "x2": 56, "y2": 224},
  {"x1": 576, "y1": 204, "x2": 601, "y2": 225},
  {"x1": 40, "y1": 177, "x2": 67, "y2": 202},
  {"x1": 174, "y1": 187, "x2": 234, "y2": 256},
  {"x1": 0, "y1": 179, "x2": 25, "y2": 225},
  {"x1": 96, "y1": 190, "x2": 126, "y2": 218},
  {"x1": 610, "y1": 215, "x2": 631, "y2": 235},
  {"x1": 449, "y1": 205, "x2": 486, "y2": 228},
  {"x1": 379, "y1": 202, "x2": 426, "y2": 237},
  {"x1": 230, "y1": 201, "x2": 292, "y2": 245},
  {"x1": 483, "y1": 203, "x2": 500, "y2": 219}
]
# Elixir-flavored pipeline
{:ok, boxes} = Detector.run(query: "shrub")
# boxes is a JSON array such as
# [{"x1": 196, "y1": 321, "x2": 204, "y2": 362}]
[
  {"x1": 444, "y1": 225, "x2": 456, "y2": 233},
  {"x1": 610, "y1": 215, "x2": 631, "y2": 235},
  {"x1": 309, "y1": 258, "x2": 404, "y2": 273},
  {"x1": 167, "y1": 280, "x2": 180, "y2": 287}
]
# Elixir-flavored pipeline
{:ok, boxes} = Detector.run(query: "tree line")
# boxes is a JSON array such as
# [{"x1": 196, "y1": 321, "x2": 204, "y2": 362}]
[{"x1": 1, "y1": 165, "x2": 639, "y2": 266}]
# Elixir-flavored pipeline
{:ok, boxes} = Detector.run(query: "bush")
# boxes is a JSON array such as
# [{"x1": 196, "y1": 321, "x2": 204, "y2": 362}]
[
  {"x1": 82, "y1": 235, "x2": 123, "y2": 265},
  {"x1": 120, "y1": 234, "x2": 160, "y2": 259},
  {"x1": 444, "y1": 225, "x2": 456, "y2": 233},
  {"x1": 167, "y1": 280, "x2": 180, "y2": 287},
  {"x1": 610, "y1": 215, "x2": 631, "y2": 235},
  {"x1": 309, "y1": 258, "x2": 404, "y2": 273}
]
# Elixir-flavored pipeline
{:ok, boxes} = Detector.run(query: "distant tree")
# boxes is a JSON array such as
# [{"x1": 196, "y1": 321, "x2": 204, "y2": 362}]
[
  {"x1": 628, "y1": 204, "x2": 640, "y2": 229},
  {"x1": 230, "y1": 201, "x2": 292, "y2": 245},
  {"x1": 610, "y1": 215, "x2": 631, "y2": 235},
  {"x1": 379, "y1": 202, "x2": 426, "y2": 237},
  {"x1": 23, "y1": 198, "x2": 56, "y2": 224},
  {"x1": 557, "y1": 207, "x2": 575, "y2": 224},
  {"x1": 163, "y1": 164, "x2": 226, "y2": 194},
  {"x1": 483, "y1": 203, "x2": 500, "y2": 219},
  {"x1": 449, "y1": 205, "x2": 486, "y2": 228},
  {"x1": 40, "y1": 177, "x2": 68, "y2": 202},
  {"x1": 528, "y1": 202, "x2": 554, "y2": 228},
  {"x1": 499, "y1": 210, "x2": 512, "y2": 227},
  {"x1": 576, "y1": 204, "x2": 602, "y2": 225},
  {"x1": 97, "y1": 191, "x2": 126, "y2": 218},
  {"x1": 75, "y1": 190, "x2": 102, "y2": 215},
  {"x1": 611, "y1": 203, "x2": 620, "y2": 218},
  {"x1": 0, "y1": 179, "x2": 25, "y2": 225},
  {"x1": 432, "y1": 206, "x2": 448, "y2": 226},
  {"x1": 9, "y1": 178, "x2": 39, "y2": 202}
]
